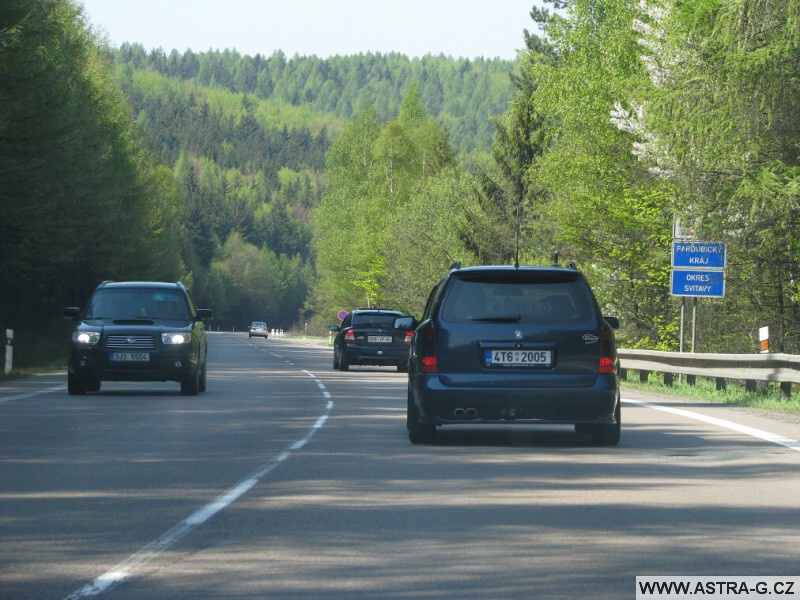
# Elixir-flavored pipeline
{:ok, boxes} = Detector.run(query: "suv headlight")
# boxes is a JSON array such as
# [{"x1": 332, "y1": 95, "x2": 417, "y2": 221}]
[
  {"x1": 73, "y1": 331, "x2": 100, "y2": 346},
  {"x1": 162, "y1": 332, "x2": 190, "y2": 345}
]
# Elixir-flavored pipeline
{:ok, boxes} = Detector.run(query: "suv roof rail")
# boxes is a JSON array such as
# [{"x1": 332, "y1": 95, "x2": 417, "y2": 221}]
[{"x1": 450, "y1": 260, "x2": 462, "y2": 270}]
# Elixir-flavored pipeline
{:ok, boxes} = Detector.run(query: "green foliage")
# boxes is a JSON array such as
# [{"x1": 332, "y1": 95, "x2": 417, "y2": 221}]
[
  {"x1": 0, "y1": 0, "x2": 181, "y2": 337},
  {"x1": 113, "y1": 45, "x2": 516, "y2": 153}
]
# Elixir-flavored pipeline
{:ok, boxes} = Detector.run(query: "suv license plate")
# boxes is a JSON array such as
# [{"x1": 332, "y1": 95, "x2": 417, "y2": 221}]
[
  {"x1": 485, "y1": 350, "x2": 552, "y2": 367},
  {"x1": 368, "y1": 336, "x2": 392, "y2": 343},
  {"x1": 110, "y1": 352, "x2": 150, "y2": 362}
]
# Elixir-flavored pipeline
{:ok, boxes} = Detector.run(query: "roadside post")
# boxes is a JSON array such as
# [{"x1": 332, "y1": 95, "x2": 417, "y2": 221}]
[
  {"x1": 4, "y1": 329, "x2": 13, "y2": 375},
  {"x1": 759, "y1": 326, "x2": 770, "y2": 353}
]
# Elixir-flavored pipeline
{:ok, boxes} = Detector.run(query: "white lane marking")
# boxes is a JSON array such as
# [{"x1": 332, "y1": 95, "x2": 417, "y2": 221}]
[
  {"x1": 65, "y1": 370, "x2": 333, "y2": 600},
  {"x1": 623, "y1": 398, "x2": 800, "y2": 453},
  {"x1": 0, "y1": 385, "x2": 66, "y2": 404}
]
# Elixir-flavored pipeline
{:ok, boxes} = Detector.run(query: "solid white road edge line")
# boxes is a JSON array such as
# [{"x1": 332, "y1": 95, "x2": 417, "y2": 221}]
[
  {"x1": 623, "y1": 398, "x2": 800, "y2": 453},
  {"x1": 0, "y1": 385, "x2": 66, "y2": 404},
  {"x1": 64, "y1": 370, "x2": 332, "y2": 600}
]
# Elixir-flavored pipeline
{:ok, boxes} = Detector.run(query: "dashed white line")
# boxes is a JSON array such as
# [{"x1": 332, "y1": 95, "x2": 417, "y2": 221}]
[
  {"x1": 64, "y1": 370, "x2": 333, "y2": 599},
  {"x1": 623, "y1": 398, "x2": 800, "y2": 453}
]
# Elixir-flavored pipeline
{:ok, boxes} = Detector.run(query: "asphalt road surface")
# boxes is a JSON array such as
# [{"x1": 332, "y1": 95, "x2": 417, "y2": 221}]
[{"x1": 2, "y1": 333, "x2": 800, "y2": 599}]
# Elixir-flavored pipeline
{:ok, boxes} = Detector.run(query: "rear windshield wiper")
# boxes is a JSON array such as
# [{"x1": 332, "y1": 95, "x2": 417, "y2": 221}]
[{"x1": 470, "y1": 315, "x2": 521, "y2": 323}]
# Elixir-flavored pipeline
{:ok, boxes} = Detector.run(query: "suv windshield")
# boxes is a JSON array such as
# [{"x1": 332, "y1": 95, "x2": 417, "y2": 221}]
[
  {"x1": 85, "y1": 288, "x2": 190, "y2": 320},
  {"x1": 441, "y1": 278, "x2": 593, "y2": 324}
]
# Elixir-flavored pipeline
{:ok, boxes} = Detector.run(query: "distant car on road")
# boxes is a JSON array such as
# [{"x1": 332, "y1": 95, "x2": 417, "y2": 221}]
[
  {"x1": 64, "y1": 281, "x2": 212, "y2": 395},
  {"x1": 399, "y1": 264, "x2": 621, "y2": 445},
  {"x1": 249, "y1": 322, "x2": 269, "y2": 338},
  {"x1": 330, "y1": 309, "x2": 413, "y2": 372}
]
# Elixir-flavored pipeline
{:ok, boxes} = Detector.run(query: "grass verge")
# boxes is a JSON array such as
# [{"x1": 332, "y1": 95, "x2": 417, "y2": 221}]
[{"x1": 622, "y1": 375, "x2": 800, "y2": 415}]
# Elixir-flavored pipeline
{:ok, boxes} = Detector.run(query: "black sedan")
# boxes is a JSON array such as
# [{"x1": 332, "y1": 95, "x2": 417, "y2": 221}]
[{"x1": 330, "y1": 309, "x2": 413, "y2": 372}]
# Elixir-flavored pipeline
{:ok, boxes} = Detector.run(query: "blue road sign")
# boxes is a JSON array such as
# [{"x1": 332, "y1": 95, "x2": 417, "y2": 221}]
[
  {"x1": 671, "y1": 269, "x2": 725, "y2": 298},
  {"x1": 672, "y1": 241, "x2": 726, "y2": 269}
]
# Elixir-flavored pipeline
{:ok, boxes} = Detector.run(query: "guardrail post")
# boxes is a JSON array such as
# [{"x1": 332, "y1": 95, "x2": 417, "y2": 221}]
[
  {"x1": 715, "y1": 377, "x2": 726, "y2": 391},
  {"x1": 780, "y1": 382, "x2": 791, "y2": 399},
  {"x1": 746, "y1": 380, "x2": 757, "y2": 393},
  {"x1": 663, "y1": 372, "x2": 674, "y2": 386},
  {"x1": 4, "y1": 329, "x2": 12, "y2": 375},
  {"x1": 687, "y1": 374, "x2": 696, "y2": 386},
  {"x1": 639, "y1": 370, "x2": 649, "y2": 383}
]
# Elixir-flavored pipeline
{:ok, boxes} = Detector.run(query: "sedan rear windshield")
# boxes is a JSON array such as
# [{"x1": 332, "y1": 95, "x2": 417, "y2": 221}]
[
  {"x1": 351, "y1": 314, "x2": 401, "y2": 328},
  {"x1": 441, "y1": 279, "x2": 594, "y2": 324}
]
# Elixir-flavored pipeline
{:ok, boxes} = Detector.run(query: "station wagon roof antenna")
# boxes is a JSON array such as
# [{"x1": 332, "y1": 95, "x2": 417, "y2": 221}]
[{"x1": 514, "y1": 204, "x2": 521, "y2": 269}]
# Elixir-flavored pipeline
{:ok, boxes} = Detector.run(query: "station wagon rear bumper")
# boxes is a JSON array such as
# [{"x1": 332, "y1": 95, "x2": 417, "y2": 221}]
[{"x1": 411, "y1": 373, "x2": 619, "y2": 425}]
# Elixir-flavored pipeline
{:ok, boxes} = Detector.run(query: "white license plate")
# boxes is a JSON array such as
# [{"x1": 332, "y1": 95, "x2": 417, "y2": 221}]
[
  {"x1": 110, "y1": 352, "x2": 150, "y2": 362},
  {"x1": 485, "y1": 349, "x2": 552, "y2": 367},
  {"x1": 368, "y1": 335, "x2": 392, "y2": 343}
]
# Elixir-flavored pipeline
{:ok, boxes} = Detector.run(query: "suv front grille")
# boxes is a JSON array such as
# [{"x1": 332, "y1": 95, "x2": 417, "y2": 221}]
[{"x1": 105, "y1": 335, "x2": 156, "y2": 350}]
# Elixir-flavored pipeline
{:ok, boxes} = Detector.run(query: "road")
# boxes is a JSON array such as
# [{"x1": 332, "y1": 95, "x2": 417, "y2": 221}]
[{"x1": 2, "y1": 333, "x2": 800, "y2": 599}]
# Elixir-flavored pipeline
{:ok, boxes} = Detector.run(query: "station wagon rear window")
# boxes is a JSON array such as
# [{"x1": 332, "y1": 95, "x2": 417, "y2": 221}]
[{"x1": 441, "y1": 278, "x2": 594, "y2": 324}]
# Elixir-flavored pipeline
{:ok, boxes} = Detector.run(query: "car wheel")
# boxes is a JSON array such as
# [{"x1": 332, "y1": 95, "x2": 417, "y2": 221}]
[
  {"x1": 332, "y1": 347, "x2": 340, "y2": 369},
  {"x1": 67, "y1": 373, "x2": 86, "y2": 395},
  {"x1": 591, "y1": 401, "x2": 621, "y2": 446},
  {"x1": 181, "y1": 366, "x2": 200, "y2": 396},
  {"x1": 407, "y1": 390, "x2": 435, "y2": 444},
  {"x1": 338, "y1": 352, "x2": 349, "y2": 371},
  {"x1": 198, "y1": 360, "x2": 207, "y2": 393},
  {"x1": 397, "y1": 361, "x2": 408, "y2": 373}
]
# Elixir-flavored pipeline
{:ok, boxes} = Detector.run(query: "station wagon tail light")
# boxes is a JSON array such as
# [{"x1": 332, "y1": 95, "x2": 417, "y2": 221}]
[
  {"x1": 598, "y1": 327, "x2": 616, "y2": 374},
  {"x1": 344, "y1": 329, "x2": 356, "y2": 343},
  {"x1": 403, "y1": 331, "x2": 413, "y2": 345},
  {"x1": 419, "y1": 325, "x2": 438, "y2": 373}
]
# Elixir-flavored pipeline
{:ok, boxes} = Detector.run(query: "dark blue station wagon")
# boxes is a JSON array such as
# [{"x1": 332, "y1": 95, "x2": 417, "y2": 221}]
[{"x1": 399, "y1": 265, "x2": 621, "y2": 445}]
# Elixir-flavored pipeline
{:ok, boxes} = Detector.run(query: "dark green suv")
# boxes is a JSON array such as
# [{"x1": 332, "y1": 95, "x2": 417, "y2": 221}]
[
  {"x1": 399, "y1": 265, "x2": 621, "y2": 445},
  {"x1": 64, "y1": 281, "x2": 212, "y2": 395}
]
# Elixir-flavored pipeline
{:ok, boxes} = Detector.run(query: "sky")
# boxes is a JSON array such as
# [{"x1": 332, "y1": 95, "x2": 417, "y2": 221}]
[{"x1": 78, "y1": 0, "x2": 538, "y2": 60}]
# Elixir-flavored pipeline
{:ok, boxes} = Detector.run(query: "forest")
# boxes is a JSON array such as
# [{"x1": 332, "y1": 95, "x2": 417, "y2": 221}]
[{"x1": 1, "y1": 0, "x2": 799, "y2": 369}]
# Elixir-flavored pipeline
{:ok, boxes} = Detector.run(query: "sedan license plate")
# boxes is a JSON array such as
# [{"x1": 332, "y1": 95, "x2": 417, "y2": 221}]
[
  {"x1": 368, "y1": 335, "x2": 392, "y2": 343},
  {"x1": 485, "y1": 349, "x2": 552, "y2": 367},
  {"x1": 110, "y1": 352, "x2": 150, "y2": 362}
]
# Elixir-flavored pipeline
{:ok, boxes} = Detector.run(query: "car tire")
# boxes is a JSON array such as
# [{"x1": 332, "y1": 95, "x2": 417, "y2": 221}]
[
  {"x1": 407, "y1": 390, "x2": 435, "y2": 444},
  {"x1": 181, "y1": 366, "x2": 200, "y2": 396},
  {"x1": 67, "y1": 373, "x2": 86, "y2": 395},
  {"x1": 338, "y1": 352, "x2": 349, "y2": 371},
  {"x1": 397, "y1": 361, "x2": 408, "y2": 373},
  {"x1": 198, "y1": 360, "x2": 207, "y2": 393},
  {"x1": 591, "y1": 401, "x2": 621, "y2": 446},
  {"x1": 333, "y1": 348, "x2": 340, "y2": 369}
]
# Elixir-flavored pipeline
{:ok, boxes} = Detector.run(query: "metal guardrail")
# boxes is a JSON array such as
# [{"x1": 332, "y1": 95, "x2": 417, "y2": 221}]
[{"x1": 617, "y1": 349, "x2": 800, "y2": 397}]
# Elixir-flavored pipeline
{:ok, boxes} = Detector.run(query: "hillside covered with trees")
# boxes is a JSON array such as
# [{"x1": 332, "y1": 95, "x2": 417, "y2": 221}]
[{"x1": 2, "y1": 0, "x2": 799, "y2": 369}]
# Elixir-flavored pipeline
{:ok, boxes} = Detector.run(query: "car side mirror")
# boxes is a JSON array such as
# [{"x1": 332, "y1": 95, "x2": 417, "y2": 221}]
[
  {"x1": 604, "y1": 316, "x2": 620, "y2": 330},
  {"x1": 329, "y1": 325, "x2": 341, "y2": 332},
  {"x1": 197, "y1": 308, "x2": 213, "y2": 321},
  {"x1": 64, "y1": 307, "x2": 81, "y2": 319},
  {"x1": 394, "y1": 316, "x2": 417, "y2": 330}
]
